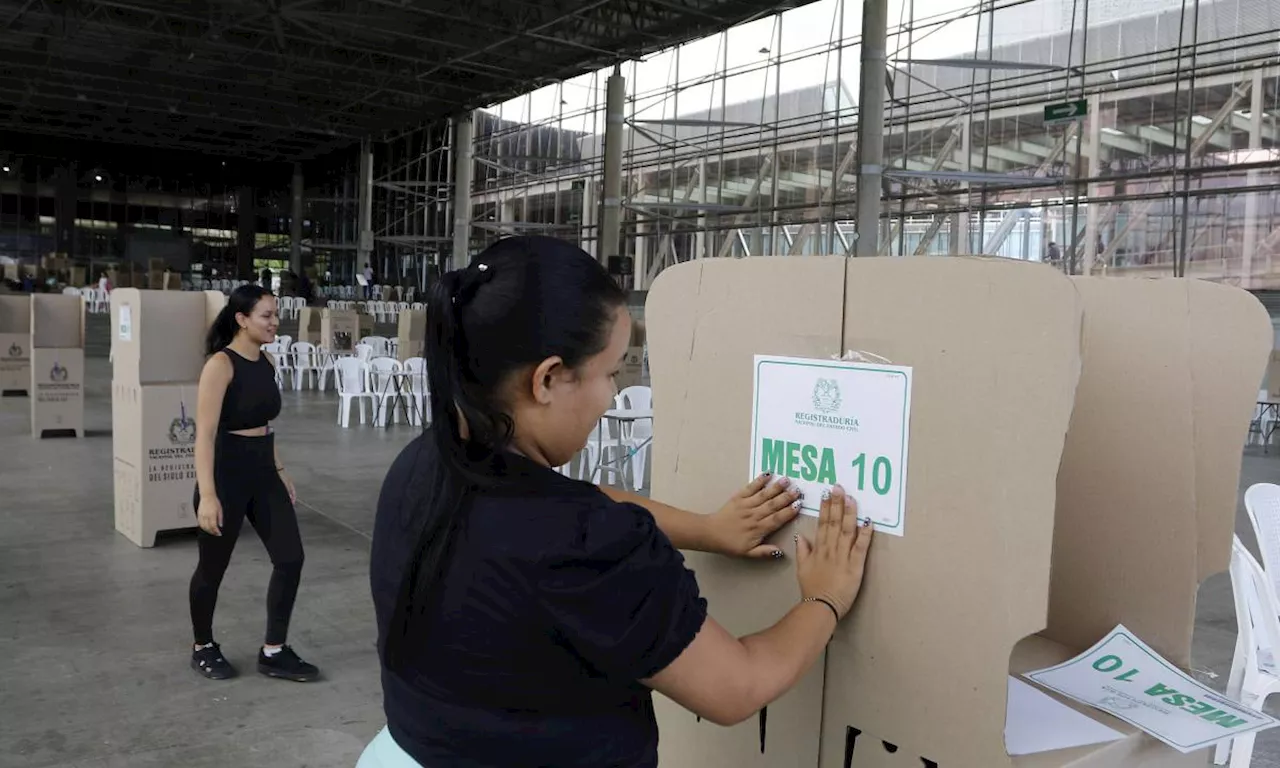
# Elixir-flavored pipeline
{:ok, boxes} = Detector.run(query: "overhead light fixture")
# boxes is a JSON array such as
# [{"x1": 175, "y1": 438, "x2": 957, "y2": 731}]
[
  {"x1": 1, "y1": 165, "x2": 9, "y2": 173},
  {"x1": 94, "y1": 174, "x2": 103, "y2": 182}
]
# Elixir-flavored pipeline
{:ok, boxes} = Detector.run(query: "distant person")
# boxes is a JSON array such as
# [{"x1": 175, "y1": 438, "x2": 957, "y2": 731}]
[
  {"x1": 363, "y1": 263, "x2": 374, "y2": 299},
  {"x1": 261, "y1": 267, "x2": 272, "y2": 291},
  {"x1": 1046, "y1": 241, "x2": 1061, "y2": 264},
  {"x1": 189, "y1": 285, "x2": 319, "y2": 683},
  {"x1": 298, "y1": 272, "x2": 314, "y2": 304},
  {"x1": 359, "y1": 236, "x2": 873, "y2": 766},
  {"x1": 98, "y1": 271, "x2": 111, "y2": 295}
]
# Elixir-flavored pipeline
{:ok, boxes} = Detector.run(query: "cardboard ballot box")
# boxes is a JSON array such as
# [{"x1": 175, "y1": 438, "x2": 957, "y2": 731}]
[
  {"x1": 397, "y1": 309, "x2": 426, "y2": 362},
  {"x1": 644, "y1": 257, "x2": 1270, "y2": 768},
  {"x1": 616, "y1": 318, "x2": 646, "y2": 390},
  {"x1": 298, "y1": 307, "x2": 323, "y2": 346},
  {"x1": 30, "y1": 294, "x2": 85, "y2": 438},
  {"x1": 0, "y1": 294, "x2": 31, "y2": 395}
]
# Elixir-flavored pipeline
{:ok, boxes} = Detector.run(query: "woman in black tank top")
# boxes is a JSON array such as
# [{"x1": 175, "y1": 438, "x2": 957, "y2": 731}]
[{"x1": 188, "y1": 285, "x2": 319, "y2": 683}]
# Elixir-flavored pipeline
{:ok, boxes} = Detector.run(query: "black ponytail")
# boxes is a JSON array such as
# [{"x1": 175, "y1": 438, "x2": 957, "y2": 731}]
[
  {"x1": 206, "y1": 284, "x2": 272, "y2": 355},
  {"x1": 384, "y1": 236, "x2": 627, "y2": 672}
]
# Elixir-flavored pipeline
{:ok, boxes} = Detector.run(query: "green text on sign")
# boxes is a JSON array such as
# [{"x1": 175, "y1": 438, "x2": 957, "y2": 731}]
[
  {"x1": 1089, "y1": 654, "x2": 1250, "y2": 728},
  {"x1": 760, "y1": 438, "x2": 838, "y2": 484}
]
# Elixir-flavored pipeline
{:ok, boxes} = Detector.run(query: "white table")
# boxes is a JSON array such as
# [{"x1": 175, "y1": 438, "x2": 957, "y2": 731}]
[{"x1": 592, "y1": 408, "x2": 653, "y2": 488}]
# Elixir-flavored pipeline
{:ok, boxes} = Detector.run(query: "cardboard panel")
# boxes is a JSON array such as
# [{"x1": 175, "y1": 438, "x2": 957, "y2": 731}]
[
  {"x1": 819, "y1": 258, "x2": 1082, "y2": 768},
  {"x1": 397, "y1": 309, "x2": 427, "y2": 362},
  {"x1": 31, "y1": 294, "x2": 84, "y2": 348},
  {"x1": 112, "y1": 383, "x2": 199, "y2": 547},
  {"x1": 0, "y1": 332, "x2": 30, "y2": 393},
  {"x1": 30, "y1": 348, "x2": 84, "y2": 437},
  {"x1": 648, "y1": 257, "x2": 848, "y2": 768},
  {"x1": 322, "y1": 310, "x2": 358, "y2": 353},
  {"x1": 110, "y1": 289, "x2": 209, "y2": 385},
  {"x1": 1186, "y1": 281, "x2": 1272, "y2": 579},
  {"x1": 204, "y1": 291, "x2": 227, "y2": 328},
  {"x1": 1047, "y1": 280, "x2": 1198, "y2": 667},
  {"x1": 0, "y1": 294, "x2": 31, "y2": 334},
  {"x1": 298, "y1": 307, "x2": 323, "y2": 346}
]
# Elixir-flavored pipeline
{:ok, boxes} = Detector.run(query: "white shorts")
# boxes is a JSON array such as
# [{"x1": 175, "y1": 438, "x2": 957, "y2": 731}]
[{"x1": 356, "y1": 726, "x2": 423, "y2": 768}]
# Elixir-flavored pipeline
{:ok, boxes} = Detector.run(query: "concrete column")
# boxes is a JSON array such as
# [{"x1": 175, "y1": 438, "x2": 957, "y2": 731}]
[
  {"x1": 1242, "y1": 68, "x2": 1265, "y2": 288},
  {"x1": 357, "y1": 139, "x2": 375, "y2": 275},
  {"x1": 581, "y1": 181, "x2": 598, "y2": 258},
  {"x1": 956, "y1": 120, "x2": 972, "y2": 254},
  {"x1": 1083, "y1": 92, "x2": 1103, "y2": 275},
  {"x1": 236, "y1": 186, "x2": 256, "y2": 280},
  {"x1": 634, "y1": 218, "x2": 649, "y2": 290},
  {"x1": 451, "y1": 113, "x2": 474, "y2": 271},
  {"x1": 854, "y1": 0, "x2": 887, "y2": 257},
  {"x1": 54, "y1": 165, "x2": 78, "y2": 258},
  {"x1": 290, "y1": 163, "x2": 304, "y2": 275},
  {"x1": 600, "y1": 66, "x2": 626, "y2": 263}
]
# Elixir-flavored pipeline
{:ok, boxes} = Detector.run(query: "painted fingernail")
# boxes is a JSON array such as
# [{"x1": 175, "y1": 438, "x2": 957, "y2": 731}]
[
  {"x1": 860, "y1": 518, "x2": 872, "y2": 528},
  {"x1": 792, "y1": 499, "x2": 802, "y2": 510},
  {"x1": 792, "y1": 533, "x2": 799, "y2": 543},
  {"x1": 821, "y1": 488, "x2": 831, "y2": 501},
  {"x1": 833, "y1": 484, "x2": 845, "y2": 494},
  {"x1": 771, "y1": 550, "x2": 785, "y2": 559},
  {"x1": 776, "y1": 476, "x2": 790, "y2": 487},
  {"x1": 762, "y1": 472, "x2": 772, "y2": 478}
]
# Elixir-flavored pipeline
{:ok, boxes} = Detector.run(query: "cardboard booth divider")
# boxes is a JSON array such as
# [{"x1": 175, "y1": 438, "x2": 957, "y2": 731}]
[
  {"x1": 30, "y1": 294, "x2": 85, "y2": 438},
  {"x1": 322, "y1": 309, "x2": 358, "y2": 354},
  {"x1": 645, "y1": 258, "x2": 1270, "y2": 768},
  {"x1": 616, "y1": 318, "x2": 647, "y2": 390},
  {"x1": 0, "y1": 294, "x2": 32, "y2": 395},
  {"x1": 298, "y1": 307, "x2": 323, "y2": 346},
  {"x1": 397, "y1": 309, "x2": 427, "y2": 362},
  {"x1": 110, "y1": 289, "x2": 209, "y2": 385}
]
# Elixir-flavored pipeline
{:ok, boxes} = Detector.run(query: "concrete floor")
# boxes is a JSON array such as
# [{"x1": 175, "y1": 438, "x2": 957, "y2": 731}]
[{"x1": 2, "y1": 354, "x2": 1280, "y2": 767}]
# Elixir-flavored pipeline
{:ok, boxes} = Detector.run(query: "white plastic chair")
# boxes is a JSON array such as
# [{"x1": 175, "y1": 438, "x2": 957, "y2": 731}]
[
  {"x1": 62, "y1": 286, "x2": 81, "y2": 296},
  {"x1": 403, "y1": 357, "x2": 429, "y2": 426},
  {"x1": 367, "y1": 357, "x2": 403, "y2": 427},
  {"x1": 1244, "y1": 484, "x2": 1280, "y2": 602},
  {"x1": 354, "y1": 343, "x2": 374, "y2": 364},
  {"x1": 618, "y1": 386, "x2": 654, "y2": 488},
  {"x1": 411, "y1": 302, "x2": 425, "y2": 312},
  {"x1": 334, "y1": 358, "x2": 373, "y2": 428},
  {"x1": 360, "y1": 336, "x2": 391, "y2": 359},
  {"x1": 262, "y1": 342, "x2": 287, "y2": 388},
  {"x1": 291, "y1": 341, "x2": 320, "y2": 390},
  {"x1": 1215, "y1": 536, "x2": 1280, "y2": 767}
]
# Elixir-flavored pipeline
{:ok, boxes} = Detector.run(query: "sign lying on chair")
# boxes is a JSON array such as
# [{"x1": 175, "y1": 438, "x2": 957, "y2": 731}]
[
  {"x1": 1025, "y1": 625, "x2": 1278, "y2": 753},
  {"x1": 749, "y1": 354, "x2": 912, "y2": 536}
]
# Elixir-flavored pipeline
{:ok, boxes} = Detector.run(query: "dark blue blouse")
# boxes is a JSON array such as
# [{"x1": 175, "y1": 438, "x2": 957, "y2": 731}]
[{"x1": 370, "y1": 433, "x2": 708, "y2": 767}]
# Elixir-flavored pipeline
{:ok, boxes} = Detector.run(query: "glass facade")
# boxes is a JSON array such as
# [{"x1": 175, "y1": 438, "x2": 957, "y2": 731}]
[{"x1": 462, "y1": 0, "x2": 1280, "y2": 288}]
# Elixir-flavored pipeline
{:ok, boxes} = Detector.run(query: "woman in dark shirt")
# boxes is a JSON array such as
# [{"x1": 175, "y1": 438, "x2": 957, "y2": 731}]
[{"x1": 362, "y1": 236, "x2": 873, "y2": 768}]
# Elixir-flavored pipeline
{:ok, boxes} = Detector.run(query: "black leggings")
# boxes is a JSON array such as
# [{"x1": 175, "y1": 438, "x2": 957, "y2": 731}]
[{"x1": 189, "y1": 432, "x2": 304, "y2": 646}]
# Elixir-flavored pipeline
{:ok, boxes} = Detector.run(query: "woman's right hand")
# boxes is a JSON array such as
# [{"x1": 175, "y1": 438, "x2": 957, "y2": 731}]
[
  {"x1": 795, "y1": 485, "x2": 873, "y2": 619},
  {"x1": 198, "y1": 496, "x2": 224, "y2": 537}
]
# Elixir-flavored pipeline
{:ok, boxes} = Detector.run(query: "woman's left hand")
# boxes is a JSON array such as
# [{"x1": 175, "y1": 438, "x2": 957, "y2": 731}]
[
  {"x1": 279, "y1": 470, "x2": 298, "y2": 505},
  {"x1": 705, "y1": 474, "x2": 802, "y2": 559}
]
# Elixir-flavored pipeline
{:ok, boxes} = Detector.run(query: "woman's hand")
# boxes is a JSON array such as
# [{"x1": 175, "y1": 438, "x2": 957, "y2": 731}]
[
  {"x1": 795, "y1": 486, "x2": 873, "y2": 619},
  {"x1": 198, "y1": 496, "x2": 224, "y2": 537},
  {"x1": 278, "y1": 470, "x2": 297, "y2": 505},
  {"x1": 705, "y1": 473, "x2": 803, "y2": 559}
]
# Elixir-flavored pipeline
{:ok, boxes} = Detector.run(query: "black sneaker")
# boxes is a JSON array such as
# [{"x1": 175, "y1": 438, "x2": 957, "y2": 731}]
[
  {"x1": 257, "y1": 645, "x2": 319, "y2": 682},
  {"x1": 191, "y1": 642, "x2": 237, "y2": 680}
]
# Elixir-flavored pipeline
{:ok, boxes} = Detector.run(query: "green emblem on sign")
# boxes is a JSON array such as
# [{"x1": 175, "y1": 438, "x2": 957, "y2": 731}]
[{"x1": 812, "y1": 378, "x2": 841, "y2": 413}]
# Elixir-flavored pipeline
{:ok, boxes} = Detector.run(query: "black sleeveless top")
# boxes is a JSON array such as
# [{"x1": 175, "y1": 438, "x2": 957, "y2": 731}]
[{"x1": 218, "y1": 348, "x2": 281, "y2": 432}]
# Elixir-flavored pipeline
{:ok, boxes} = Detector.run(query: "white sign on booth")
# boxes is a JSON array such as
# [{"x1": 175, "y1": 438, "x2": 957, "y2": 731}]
[
  {"x1": 118, "y1": 305, "x2": 132, "y2": 342},
  {"x1": 749, "y1": 355, "x2": 912, "y2": 536},
  {"x1": 1026, "y1": 625, "x2": 1278, "y2": 753}
]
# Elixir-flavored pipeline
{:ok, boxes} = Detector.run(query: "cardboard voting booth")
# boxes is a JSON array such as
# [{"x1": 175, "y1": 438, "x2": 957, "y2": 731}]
[
  {"x1": 644, "y1": 257, "x2": 1270, "y2": 768},
  {"x1": 297, "y1": 307, "x2": 323, "y2": 346},
  {"x1": 0, "y1": 294, "x2": 31, "y2": 395},
  {"x1": 110, "y1": 289, "x2": 225, "y2": 547},
  {"x1": 30, "y1": 294, "x2": 85, "y2": 438},
  {"x1": 397, "y1": 309, "x2": 426, "y2": 362},
  {"x1": 321, "y1": 309, "x2": 358, "y2": 354},
  {"x1": 616, "y1": 318, "x2": 647, "y2": 390}
]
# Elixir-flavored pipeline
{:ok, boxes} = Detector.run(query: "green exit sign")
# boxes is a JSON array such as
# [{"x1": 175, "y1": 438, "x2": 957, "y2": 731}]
[{"x1": 1044, "y1": 99, "x2": 1088, "y2": 126}]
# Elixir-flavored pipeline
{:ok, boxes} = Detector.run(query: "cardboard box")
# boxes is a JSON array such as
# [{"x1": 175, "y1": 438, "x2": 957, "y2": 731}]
[
  {"x1": 397, "y1": 309, "x2": 426, "y2": 362},
  {"x1": 112, "y1": 382, "x2": 199, "y2": 547},
  {"x1": 110, "y1": 289, "x2": 208, "y2": 385},
  {"x1": 30, "y1": 347, "x2": 84, "y2": 438},
  {"x1": 321, "y1": 309, "x2": 358, "y2": 353},
  {"x1": 1264, "y1": 350, "x2": 1280, "y2": 400},
  {"x1": 616, "y1": 318, "x2": 646, "y2": 389},
  {"x1": 359, "y1": 311, "x2": 374, "y2": 337},
  {"x1": 0, "y1": 295, "x2": 32, "y2": 394},
  {"x1": 297, "y1": 307, "x2": 323, "y2": 346},
  {"x1": 644, "y1": 258, "x2": 1269, "y2": 768},
  {"x1": 31, "y1": 294, "x2": 84, "y2": 348},
  {"x1": 204, "y1": 290, "x2": 226, "y2": 328}
]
